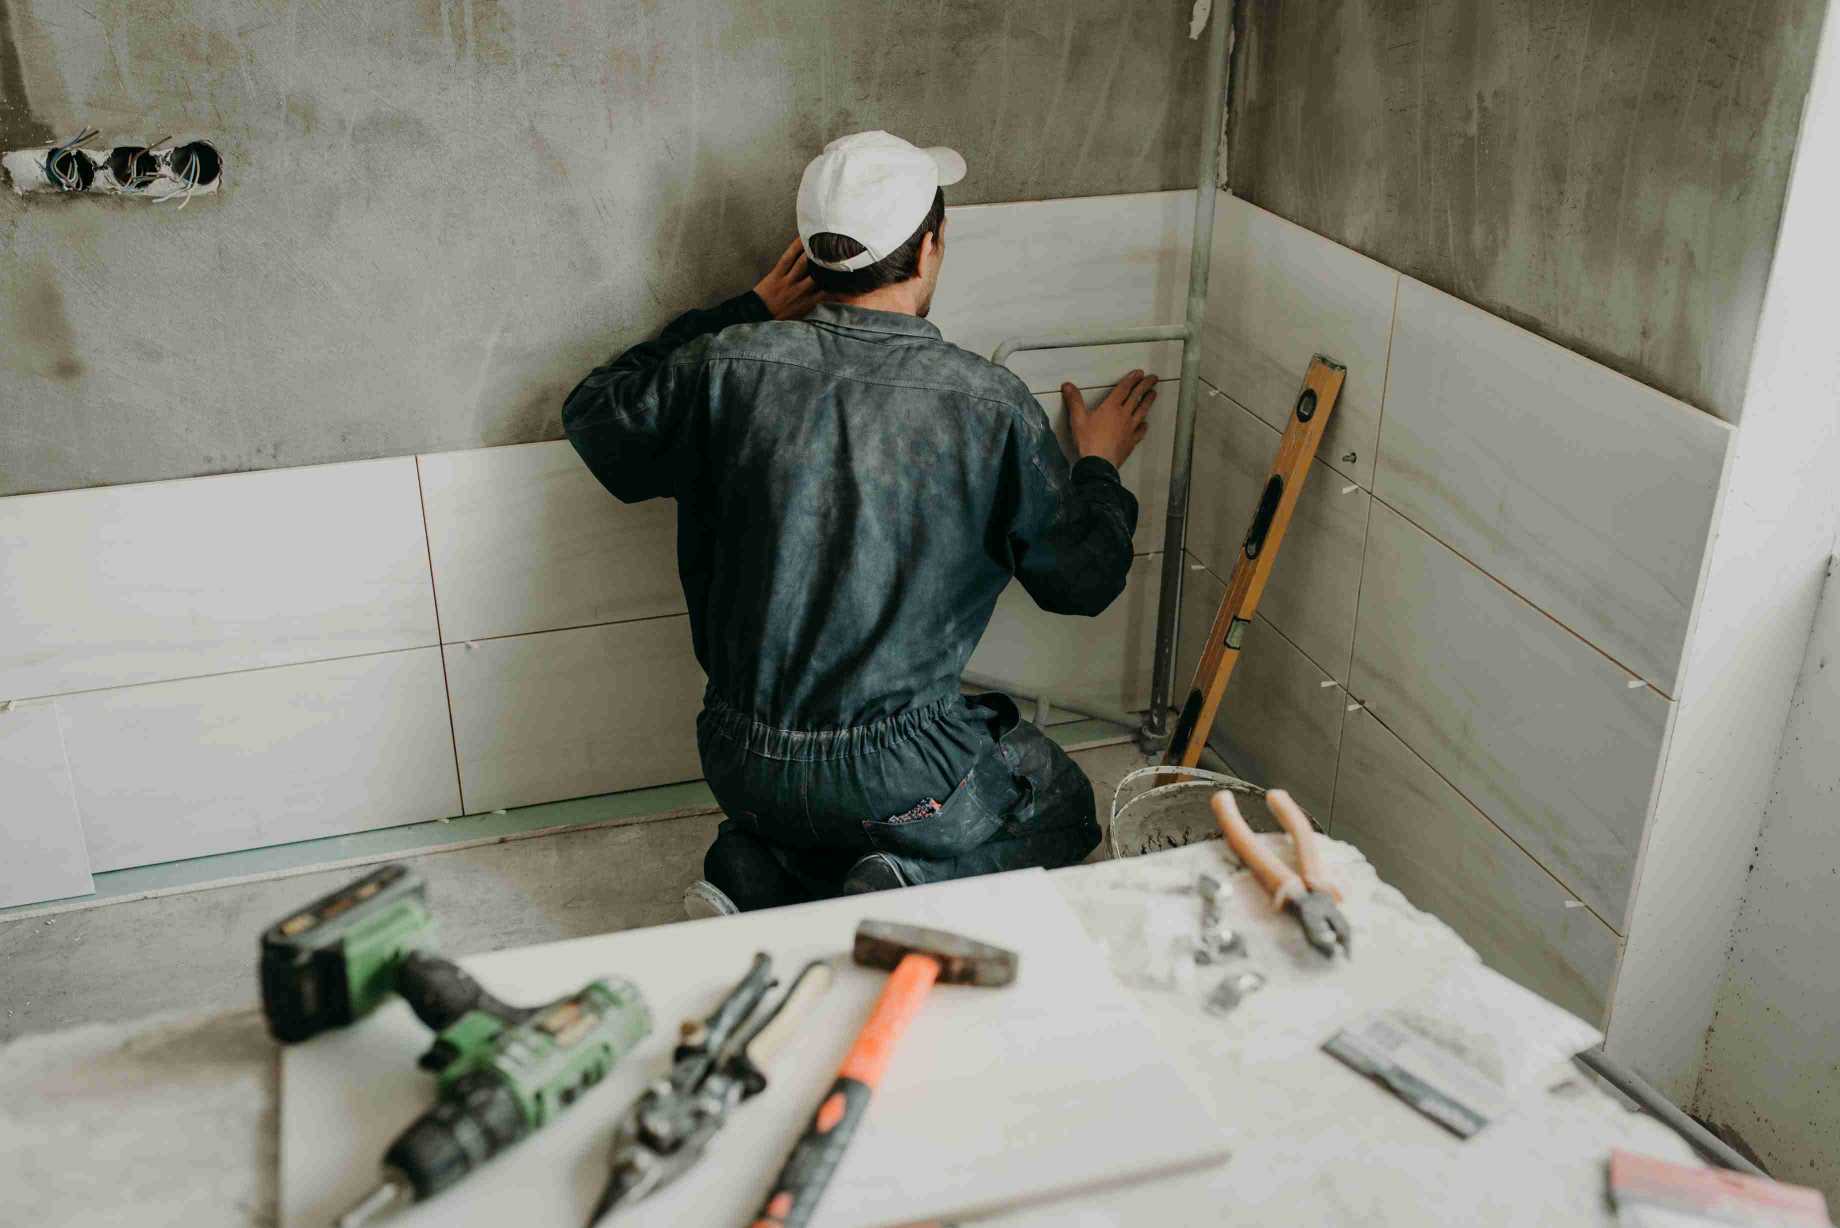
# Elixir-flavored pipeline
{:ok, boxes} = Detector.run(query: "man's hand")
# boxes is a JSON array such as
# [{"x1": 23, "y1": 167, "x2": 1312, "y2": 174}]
[
  {"x1": 1065, "y1": 370, "x2": 1157, "y2": 469},
  {"x1": 753, "y1": 239, "x2": 819, "y2": 321}
]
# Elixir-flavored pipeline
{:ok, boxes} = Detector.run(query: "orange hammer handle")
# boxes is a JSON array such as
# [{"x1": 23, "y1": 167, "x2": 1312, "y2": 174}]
[{"x1": 753, "y1": 953, "x2": 941, "y2": 1228}]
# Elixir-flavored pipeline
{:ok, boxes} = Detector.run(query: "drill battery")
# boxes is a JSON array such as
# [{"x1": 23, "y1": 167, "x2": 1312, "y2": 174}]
[{"x1": 260, "y1": 863, "x2": 434, "y2": 1043}]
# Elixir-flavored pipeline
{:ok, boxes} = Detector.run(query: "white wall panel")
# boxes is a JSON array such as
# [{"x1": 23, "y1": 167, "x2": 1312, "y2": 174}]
[
  {"x1": 931, "y1": 192, "x2": 1191, "y2": 393},
  {"x1": 1333, "y1": 710, "x2": 1619, "y2": 1023},
  {"x1": 0, "y1": 458, "x2": 436, "y2": 700},
  {"x1": 444, "y1": 617, "x2": 707, "y2": 814},
  {"x1": 418, "y1": 442, "x2": 683, "y2": 644},
  {"x1": 1350, "y1": 505, "x2": 1669, "y2": 925},
  {"x1": 1376, "y1": 279, "x2": 1732, "y2": 695},
  {"x1": 1034, "y1": 388, "x2": 1175, "y2": 555},
  {"x1": 1186, "y1": 388, "x2": 1370, "y2": 681},
  {"x1": 1201, "y1": 193, "x2": 1400, "y2": 490},
  {"x1": 0, "y1": 700, "x2": 92, "y2": 907},
  {"x1": 60, "y1": 649, "x2": 459, "y2": 871},
  {"x1": 1176, "y1": 558, "x2": 1345, "y2": 820},
  {"x1": 968, "y1": 554, "x2": 1160, "y2": 715}
]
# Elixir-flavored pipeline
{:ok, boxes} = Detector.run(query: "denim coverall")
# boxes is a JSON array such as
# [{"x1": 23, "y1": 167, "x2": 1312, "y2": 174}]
[{"x1": 562, "y1": 290, "x2": 1137, "y2": 909}]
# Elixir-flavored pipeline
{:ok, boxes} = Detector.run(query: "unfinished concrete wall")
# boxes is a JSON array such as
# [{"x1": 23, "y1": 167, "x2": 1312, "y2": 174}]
[
  {"x1": 1227, "y1": 0, "x2": 1829, "y2": 422},
  {"x1": 0, "y1": 0, "x2": 1206, "y2": 496}
]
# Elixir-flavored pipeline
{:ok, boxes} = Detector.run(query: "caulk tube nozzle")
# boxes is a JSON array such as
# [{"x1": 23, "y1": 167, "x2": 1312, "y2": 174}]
[{"x1": 334, "y1": 1171, "x2": 410, "y2": 1227}]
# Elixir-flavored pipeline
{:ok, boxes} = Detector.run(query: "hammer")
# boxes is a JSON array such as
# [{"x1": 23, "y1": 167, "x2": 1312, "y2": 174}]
[{"x1": 751, "y1": 920, "x2": 1018, "y2": 1228}]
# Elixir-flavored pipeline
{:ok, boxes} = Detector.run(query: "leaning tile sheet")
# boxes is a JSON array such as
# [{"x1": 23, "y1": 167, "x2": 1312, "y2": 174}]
[
  {"x1": 0, "y1": 700, "x2": 92, "y2": 908},
  {"x1": 280, "y1": 869, "x2": 1229, "y2": 1228}
]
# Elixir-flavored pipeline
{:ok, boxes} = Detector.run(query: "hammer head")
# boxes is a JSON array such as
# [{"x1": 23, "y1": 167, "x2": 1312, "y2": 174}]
[{"x1": 853, "y1": 920, "x2": 1018, "y2": 987}]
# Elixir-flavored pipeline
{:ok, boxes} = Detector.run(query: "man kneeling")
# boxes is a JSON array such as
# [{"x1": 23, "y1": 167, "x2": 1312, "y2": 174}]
[{"x1": 562, "y1": 131, "x2": 1156, "y2": 914}]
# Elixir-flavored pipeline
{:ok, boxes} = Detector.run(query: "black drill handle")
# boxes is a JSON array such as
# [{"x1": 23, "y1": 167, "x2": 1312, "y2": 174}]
[
  {"x1": 399, "y1": 949, "x2": 534, "y2": 1032},
  {"x1": 751, "y1": 1075, "x2": 873, "y2": 1228}
]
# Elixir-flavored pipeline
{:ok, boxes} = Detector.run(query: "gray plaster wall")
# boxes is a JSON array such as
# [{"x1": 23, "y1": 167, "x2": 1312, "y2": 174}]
[
  {"x1": 0, "y1": 0, "x2": 1206, "y2": 496},
  {"x1": 1226, "y1": 0, "x2": 1829, "y2": 422}
]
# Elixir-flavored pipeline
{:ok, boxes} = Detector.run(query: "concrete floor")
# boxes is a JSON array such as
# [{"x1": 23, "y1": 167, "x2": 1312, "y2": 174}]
[{"x1": 0, "y1": 741, "x2": 1155, "y2": 1042}]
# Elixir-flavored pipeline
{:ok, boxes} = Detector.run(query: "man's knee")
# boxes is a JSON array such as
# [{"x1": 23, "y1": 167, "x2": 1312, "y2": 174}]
[
  {"x1": 703, "y1": 821, "x2": 800, "y2": 912},
  {"x1": 1011, "y1": 725, "x2": 1100, "y2": 848}
]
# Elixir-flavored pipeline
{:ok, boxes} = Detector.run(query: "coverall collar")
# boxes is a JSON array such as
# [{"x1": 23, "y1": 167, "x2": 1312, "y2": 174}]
[{"x1": 805, "y1": 301, "x2": 944, "y2": 340}]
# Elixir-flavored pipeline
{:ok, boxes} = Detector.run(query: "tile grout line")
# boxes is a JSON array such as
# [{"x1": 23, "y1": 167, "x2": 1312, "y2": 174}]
[
  {"x1": 1367, "y1": 495, "x2": 1673, "y2": 698},
  {"x1": 1341, "y1": 278, "x2": 1400, "y2": 695},
  {"x1": 1355, "y1": 704, "x2": 1622, "y2": 938},
  {"x1": 414, "y1": 455, "x2": 468, "y2": 817},
  {"x1": 1188, "y1": 548, "x2": 1618, "y2": 934},
  {"x1": 1189, "y1": 554, "x2": 1347, "y2": 692},
  {"x1": 4, "y1": 642, "x2": 447, "y2": 706}
]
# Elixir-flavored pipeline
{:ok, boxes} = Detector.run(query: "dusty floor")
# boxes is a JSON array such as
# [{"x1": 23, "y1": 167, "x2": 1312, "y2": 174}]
[{"x1": 0, "y1": 742, "x2": 1155, "y2": 1042}]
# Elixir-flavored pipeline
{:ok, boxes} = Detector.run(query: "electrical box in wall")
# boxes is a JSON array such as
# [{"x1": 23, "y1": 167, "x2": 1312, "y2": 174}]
[{"x1": 2, "y1": 132, "x2": 222, "y2": 202}]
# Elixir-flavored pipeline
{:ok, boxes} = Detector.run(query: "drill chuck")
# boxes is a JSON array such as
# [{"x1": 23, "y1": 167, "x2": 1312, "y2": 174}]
[{"x1": 385, "y1": 1069, "x2": 528, "y2": 1200}]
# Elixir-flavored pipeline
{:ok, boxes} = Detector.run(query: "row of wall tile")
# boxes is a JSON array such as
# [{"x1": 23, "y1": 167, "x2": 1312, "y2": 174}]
[
  {"x1": 1190, "y1": 192, "x2": 1729, "y2": 1020},
  {"x1": 0, "y1": 191, "x2": 1197, "y2": 903},
  {"x1": 1170, "y1": 541, "x2": 1619, "y2": 1021},
  {"x1": 1198, "y1": 192, "x2": 1732, "y2": 696}
]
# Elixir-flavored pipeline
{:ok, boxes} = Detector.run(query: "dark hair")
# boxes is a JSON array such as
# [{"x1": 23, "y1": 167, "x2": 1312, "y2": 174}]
[{"x1": 806, "y1": 188, "x2": 946, "y2": 295}]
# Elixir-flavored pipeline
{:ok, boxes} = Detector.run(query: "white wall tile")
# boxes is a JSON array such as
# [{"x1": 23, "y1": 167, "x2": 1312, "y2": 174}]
[
  {"x1": 60, "y1": 649, "x2": 460, "y2": 871},
  {"x1": 1034, "y1": 388, "x2": 1175, "y2": 555},
  {"x1": 968, "y1": 553, "x2": 1160, "y2": 715},
  {"x1": 0, "y1": 459, "x2": 436, "y2": 701},
  {"x1": 444, "y1": 617, "x2": 707, "y2": 814},
  {"x1": 1375, "y1": 279, "x2": 1732, "y2": 695},
  {"x1": 1186, "y1": 387, "x2": 1370, "y2": 681},
  {"x1": 0, "y1": 700, "x2": 92, "y2": 907},
  {"x1": 1200, "y1": 193, "x2": 1400, "y2": 490},
  {"x1": 1333, "y1": 710, "x2": 1620, "y2": 1023},
  {"x1": 1175, "y1": 558, "x2": 1345, "y2": 819},
  {"x1": 418, "y1": 442, "x2": 683, "y2": 644},
  {"x1": 1350, "y1": 505, "x2": 1669, "y2": 924},
  {"x1": 931, "y1": 192, "x2": 1192, "y2": 393}
]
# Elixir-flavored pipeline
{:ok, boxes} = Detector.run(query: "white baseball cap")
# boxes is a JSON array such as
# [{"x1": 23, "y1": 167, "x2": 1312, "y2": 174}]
[{"x1": 796, "y1": 131, "x2": 967, "y2": 272}]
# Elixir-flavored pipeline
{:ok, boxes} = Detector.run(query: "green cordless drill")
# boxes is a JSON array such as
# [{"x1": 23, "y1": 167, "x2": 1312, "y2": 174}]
[{"x1": 258, "y1": 864, "x2": 653, "y2": 1226}]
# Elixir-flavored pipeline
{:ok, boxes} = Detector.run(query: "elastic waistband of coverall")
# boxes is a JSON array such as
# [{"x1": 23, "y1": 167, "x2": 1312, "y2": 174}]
[{"x1": 699, "y1": 688, "x2": 1014, "y2": 763}]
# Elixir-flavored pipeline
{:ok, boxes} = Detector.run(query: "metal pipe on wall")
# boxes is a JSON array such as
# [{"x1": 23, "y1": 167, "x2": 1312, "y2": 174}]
[
  {"x1": 1142, "y1": 0, "x2": 1233, "y2": 746},
  {"x1": 985, "y1": 2, "x2": 1236, "y2": 751}
]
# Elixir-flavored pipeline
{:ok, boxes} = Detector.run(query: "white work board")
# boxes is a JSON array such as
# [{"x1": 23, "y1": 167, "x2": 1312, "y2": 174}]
[{"x1": 280, "y1": 868, "x2": 1230, "y2": 1227}]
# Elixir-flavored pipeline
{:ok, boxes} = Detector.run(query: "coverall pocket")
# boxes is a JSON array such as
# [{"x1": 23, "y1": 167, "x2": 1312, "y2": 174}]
[{"x1": 860, "y1": 750, "x2": 1012, "y2": 860}]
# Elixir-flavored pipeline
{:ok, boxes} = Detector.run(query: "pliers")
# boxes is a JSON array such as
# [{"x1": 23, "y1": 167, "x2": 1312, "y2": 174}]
[
  {"x1": 1211, "y1": 788, "x2": 1352, "y2": 958},
  {"x1": 586, "y1": 954, "x2": 833, "y2": 1224}
]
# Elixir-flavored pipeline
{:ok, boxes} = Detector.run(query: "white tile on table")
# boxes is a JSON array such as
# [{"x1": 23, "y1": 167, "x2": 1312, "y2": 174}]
[
  {"x1": 1185, "y1": 386, "x2": 1371, "y2": 681},
  {"x1": 0, "y1": 458, "x2": 436, "y2": 701},
  {"x1": 1200, "y1": 192, "x2": 1400, "y2": 489},
  {"x1": 59, "y1": 649, "x2": 460, "y2": 872},
  {"x1": 0, "y1": 700, "x2": 92, "y2": 907},
  {"x1": 931, "y1": 191, "x2": 1193, "y2": 393},
  {"x1": 1174, "y1": 558, "x2": 1345, "y2": 820},
  {"x1": 1374, "y1": 279, "x2": 1732, "y2": 695},
  {"x1": 444, "y1": 617, "x2": 707, "y2": 814},
  {"x1": 968, "y1": 553, "x2": 1161, "y2": 715},
  {"x1": 1034, "y1": 387, "x2": 1176, "y2": 555},
  {"x1": 1349, "y1": 504, "x2": 1669, "y2": 924},
  {"x1": 418, "y1": 442, "x2": 682, "y2": 645},
  {"x1": 1332, "y1": 710, "x2": 1621, "y2": 1023}
]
